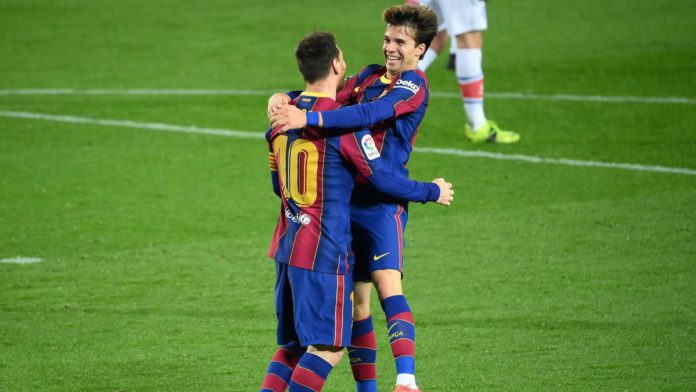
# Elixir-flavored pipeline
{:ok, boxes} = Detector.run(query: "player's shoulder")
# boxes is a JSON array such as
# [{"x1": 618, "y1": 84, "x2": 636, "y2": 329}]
[
  {"x1": 314, "y1": 96, "x2": 341, "y2": 111},
  {"x1": 398, "y1": 68, "x2": 428, "y2": 85},
  {"x1": 392, "y1": 69, "x2": 428, "y2": 95},
  {"x1": 296, "y1": 95, "x2": 341, "y2": 111},
  {"x1": 356, "y1": 64, "x2": 387, "y2": 82},
  {"x1": 362, "y1": 63, "x2": 385, "y2": 74}
]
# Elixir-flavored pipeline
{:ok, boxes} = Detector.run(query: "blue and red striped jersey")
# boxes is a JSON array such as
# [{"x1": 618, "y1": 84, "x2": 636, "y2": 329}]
[
  {"x1": 266, "y1": 92, "x2": 439, "y2": 275},
  {"x1": 318, "y1": 65, "x2": 431, "y2": 206}
]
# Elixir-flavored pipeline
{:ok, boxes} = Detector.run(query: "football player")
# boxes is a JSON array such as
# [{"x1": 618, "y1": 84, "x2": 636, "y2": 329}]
[
  {"x1": 268, "y1": 5, "x2": 445, "y2": 392},
  {"x1": 260, "y1": 31, "x2": 453, "y2": 392}
]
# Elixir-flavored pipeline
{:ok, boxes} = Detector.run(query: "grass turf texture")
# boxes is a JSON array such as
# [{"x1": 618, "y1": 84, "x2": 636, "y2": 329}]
[{"x1": 1, "y1": 0, "x2": 695, "y2": 390}]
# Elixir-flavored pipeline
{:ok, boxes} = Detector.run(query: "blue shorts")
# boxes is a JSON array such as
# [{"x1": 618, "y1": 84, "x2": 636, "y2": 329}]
[
  {"x1": 351, "y1": 203, "x2": 408, "y2": 282},
  {"x1": 275, "y1": 262, "x2": 353, "y2": 348}
]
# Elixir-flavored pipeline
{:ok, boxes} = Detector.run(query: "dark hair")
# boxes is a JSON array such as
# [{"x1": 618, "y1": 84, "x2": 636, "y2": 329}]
[
  {"x1": 383, "y1": 5, "x2": 438, "y2": 58},
  {"x1": 295, "y1": 31, "x2": 340, "y2": 83}
]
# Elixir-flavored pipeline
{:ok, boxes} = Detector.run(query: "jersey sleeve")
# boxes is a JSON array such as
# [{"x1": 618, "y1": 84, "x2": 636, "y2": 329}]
[
  {"x1": 336, "y1": 65, "x2": 383, "y2": 106},
  {"x1": 265, "y1": 128, "x2": 281, "y2": 198},
  {"x1": 336, "y1": 74, "x2": 359, "y2": 105},
  {"x1": 310, "y1": 70, "x2": 428, "y2": 130},
  {"x1": 338, "y1": 129, "x2": 439, "y2": 203}
]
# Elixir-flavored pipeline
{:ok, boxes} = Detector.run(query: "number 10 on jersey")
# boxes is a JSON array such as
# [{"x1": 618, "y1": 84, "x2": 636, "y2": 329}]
[{"x1": 273, "y1": 135, "x2": 319, "y2": 208}]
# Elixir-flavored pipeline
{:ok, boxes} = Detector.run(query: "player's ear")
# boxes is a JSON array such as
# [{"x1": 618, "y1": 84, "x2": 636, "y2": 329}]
[
  {"x1": 331, "y1": 57, "x2": 340, "y2": 75},
  {"x1": 415, "y1": 43, "x2": 426, "y2": 59}
]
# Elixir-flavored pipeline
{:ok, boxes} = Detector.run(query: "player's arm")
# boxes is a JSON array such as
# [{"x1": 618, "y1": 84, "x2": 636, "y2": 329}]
[
  {"x1": 319, "y1": 71, "x2": 427, "y2": 129},
  {"x1": 270, "y1": 71, "x2": 426, "y2": 132},
  {"x1": 266, "y1": 68, "x2": 364, "y2": 121},
  {"x1": 265, "y1": 129, "x2": 282, "y2": 198},
  {"x1": 270, "y1": 91, "x2": 402, "y2": 134},
  {"x1": 340, "y1": 130, "x2": 453, "y2": 205}
]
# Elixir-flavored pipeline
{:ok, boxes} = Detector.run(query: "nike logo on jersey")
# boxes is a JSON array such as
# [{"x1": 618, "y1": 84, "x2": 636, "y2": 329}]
[{"x1": 373, "y1": 252, "x2": 390, "y2": 261}]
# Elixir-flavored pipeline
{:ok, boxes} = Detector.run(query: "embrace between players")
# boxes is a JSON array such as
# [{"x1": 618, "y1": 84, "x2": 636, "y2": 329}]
[{"x1": 261, "y1": 5, "x2": 454, "y2": 392}]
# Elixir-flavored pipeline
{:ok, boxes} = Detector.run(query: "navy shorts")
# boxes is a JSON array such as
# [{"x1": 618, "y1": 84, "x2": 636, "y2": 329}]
[
  {"x1": 351, "y1": 203, "x2": 408, "y2": 282},
  {"x1": 275, "y1": 262, "x2": 353, "y2": 348}
]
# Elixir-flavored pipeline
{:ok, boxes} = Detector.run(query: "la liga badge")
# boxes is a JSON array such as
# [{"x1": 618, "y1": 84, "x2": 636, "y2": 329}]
[{"x1": 361, "y1": 134, "x2": 380, "y2": 160}]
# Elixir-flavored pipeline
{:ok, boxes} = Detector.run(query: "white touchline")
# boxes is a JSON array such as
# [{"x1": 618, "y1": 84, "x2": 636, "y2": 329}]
[
  {"x1": 413, "y1": 147, "x2": 696, "y2": 176},
  {"x1": 0, "y1": 110, "x2": 261, "y2": 139},
  {"x1": 434, "y1": 91, "x2": 696, "y2": 105},
  {"x1": 1, "y1": 110, "x2": 695, "y2": 176},
  {"x1": 0, "y1": 257, "x2": 43, "y2": 264},
  {"x1": 0, "y1": 88, "x2": 693, "y2": 105}
]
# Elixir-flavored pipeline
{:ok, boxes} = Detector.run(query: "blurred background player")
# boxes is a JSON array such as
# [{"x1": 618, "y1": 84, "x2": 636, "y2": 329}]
[
  {"x1": 261, "y1": 31, "x2": 453, "y2": 392},
  {"x1": 268, "y1": 5, "x2": 440, "y2": 392},
  {"x1": 413, "y1": 0, "x2": 520, "y2": 144}
]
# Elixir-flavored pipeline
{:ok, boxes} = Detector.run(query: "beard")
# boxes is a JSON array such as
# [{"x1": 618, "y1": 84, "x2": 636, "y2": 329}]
[{"x1": 336, "y1": 74, "x2": 346, "y2": 92}]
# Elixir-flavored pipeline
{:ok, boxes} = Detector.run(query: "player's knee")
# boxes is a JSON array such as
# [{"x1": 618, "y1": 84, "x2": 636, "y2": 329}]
[
  {"x1": 308, "y1": 345, "x2": 344, "y2": 366},
  {"x1": 456, "y1": 31, "x2": 483, "y2": 49},
  {"x1": 352, "y1": 281, "x2": 372, "y2": 319},
  {"x1": 372, "y1": 269, "x2": 403, "y2": 299}
]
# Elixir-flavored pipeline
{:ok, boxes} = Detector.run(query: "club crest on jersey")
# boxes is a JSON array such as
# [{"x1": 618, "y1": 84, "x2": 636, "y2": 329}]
[
  {"x1": 361, "y1": 134, "x2": 380, "y2": 160},
  {"x1": 394, "y1": 78, "x2": 420, "y2": 94},
  {"x1": 285, "y1": 208, "x2": 311, "y2": 226}
]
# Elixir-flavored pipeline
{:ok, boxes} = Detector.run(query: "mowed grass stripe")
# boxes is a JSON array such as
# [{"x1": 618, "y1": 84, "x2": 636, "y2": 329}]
[
  {"x1": 0, "y1": 88, "x2": 693, "y2": 105},
  {"x1": 2, "y1": 109, "x2": 695, "y2": 176}
]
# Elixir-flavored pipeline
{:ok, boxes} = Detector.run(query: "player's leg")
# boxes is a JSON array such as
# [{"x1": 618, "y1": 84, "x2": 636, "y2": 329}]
[
  {"x1": 444, "y1": 0, "x2": 519, "y2": 143},
  {"x1": 418, "y1": 29, "x2": 448, "y2": 72},
  {"x1": 363, "y1": 204, "x2": 420, "y2": 391},
  {"x1": 446, "y1": 34, "x2": 456, "y2": 70},
  {"x1": 286, "y1": 266, "x2": 353, "y2": 391},
  {"x1": 454, "y1": 30, "x2": 488, "y2": 134},
  {"x1": 289, "y1": 346, "x2": 343, "y2": 392},
  {"x1": 349, "y1": 282, "x2": 378, "y2": 392},
  {"x1": 372, "y1": 270, "x2": 419, "y2": 391},
  {"x1": 260, "y1": 341, "x2": 305, "y2": 392},
  {"x1": 261, "y1": 263, "x2": 306, "y2": 392},
  {"x1": 417, "y1": 0, "x2": 447, "y2": 72},
  {"x1": 348, "y1": 221, "x2": 379, "y2": 392}
]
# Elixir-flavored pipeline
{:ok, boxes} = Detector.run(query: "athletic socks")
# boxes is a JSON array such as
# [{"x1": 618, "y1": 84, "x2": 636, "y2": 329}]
[
  {"x1": 289, "y1": 352, "x2": 334, "y2": 392},
  {"x1": 456, "y1": 48, "x2": 487, "y2": 130},
  {"x1": 417, "y1": 48, "x2": 439, "y2": 72},
  {"x1": 349, "y1": 315, "x2": 378, "y2": 392},
  {"x1": 382, "y1": 295, "x2": 417, "y2": 387},
  {"x1": 260, "y1": 342, "x2": 305, "y2": 392}
]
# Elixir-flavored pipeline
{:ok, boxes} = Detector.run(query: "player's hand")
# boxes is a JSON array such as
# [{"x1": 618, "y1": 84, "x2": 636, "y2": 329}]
[
  {"x1": 432, "y1": 178, "x2": 454, "y2": 206},
  {"x1": 267, "y1": 93, "x2": 291, "y2": 119},
  {"x1": 270, "y1": 104, "x2": 307, "y2": 132}
]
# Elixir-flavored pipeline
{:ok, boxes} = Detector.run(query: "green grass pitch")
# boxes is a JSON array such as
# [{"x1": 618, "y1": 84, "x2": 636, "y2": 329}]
[{"x1": 1, "y1": 0, "x2": 695, "y2": 390}]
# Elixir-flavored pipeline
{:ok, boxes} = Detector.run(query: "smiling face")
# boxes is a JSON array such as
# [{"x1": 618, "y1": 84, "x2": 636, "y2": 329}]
[{"x1": 382, "y1": 24, "x2": 426, "y2": 78}]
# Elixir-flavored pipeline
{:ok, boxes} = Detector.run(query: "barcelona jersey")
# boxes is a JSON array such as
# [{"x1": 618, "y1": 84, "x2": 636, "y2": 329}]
[
  {"x1": 325, "y1": 65, "x2": 430, "y2": 206},
  {"x1": 303, "y1": 66, "x2": 433, "y2": 278},
  {"x1": 266, "y1": 93, "x2": 439, "y2": 275}
]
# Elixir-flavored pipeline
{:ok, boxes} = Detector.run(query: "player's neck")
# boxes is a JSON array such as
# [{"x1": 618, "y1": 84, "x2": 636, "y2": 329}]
[
  {"x1": 304, "y1": 79, "x2": 337, "y2": 100},
  {"x1": 386, "y1": 65, "x2": 416, "y2": 80}
]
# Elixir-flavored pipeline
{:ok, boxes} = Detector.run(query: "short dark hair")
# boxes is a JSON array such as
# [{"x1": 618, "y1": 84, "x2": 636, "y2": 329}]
[
  {"x1": 295, "y1": 31, "x2": 340, "y2": 83},
  {"x1": 383, "y1": 5, "x2": 438, "y2": 58}
]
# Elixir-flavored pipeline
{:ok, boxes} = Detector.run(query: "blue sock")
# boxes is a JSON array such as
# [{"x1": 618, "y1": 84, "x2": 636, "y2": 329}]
[
  {"x1": 381, "y1": 295, "x2": 416, "y2": 376},
  {"x1": 260, "y1": 342, "x2": 304, "y2": 392},
  {"x1": 350, "y1": 316, "x2": 377, "y2": 392},
  {"x1": 289, "y1": 352, "x2": 334, "y2": 391}
]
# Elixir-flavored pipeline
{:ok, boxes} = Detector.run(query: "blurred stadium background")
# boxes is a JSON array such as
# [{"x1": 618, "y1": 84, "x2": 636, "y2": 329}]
[{"x1": 1, "y1": 0, "x2": 694, "y2": 390}]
